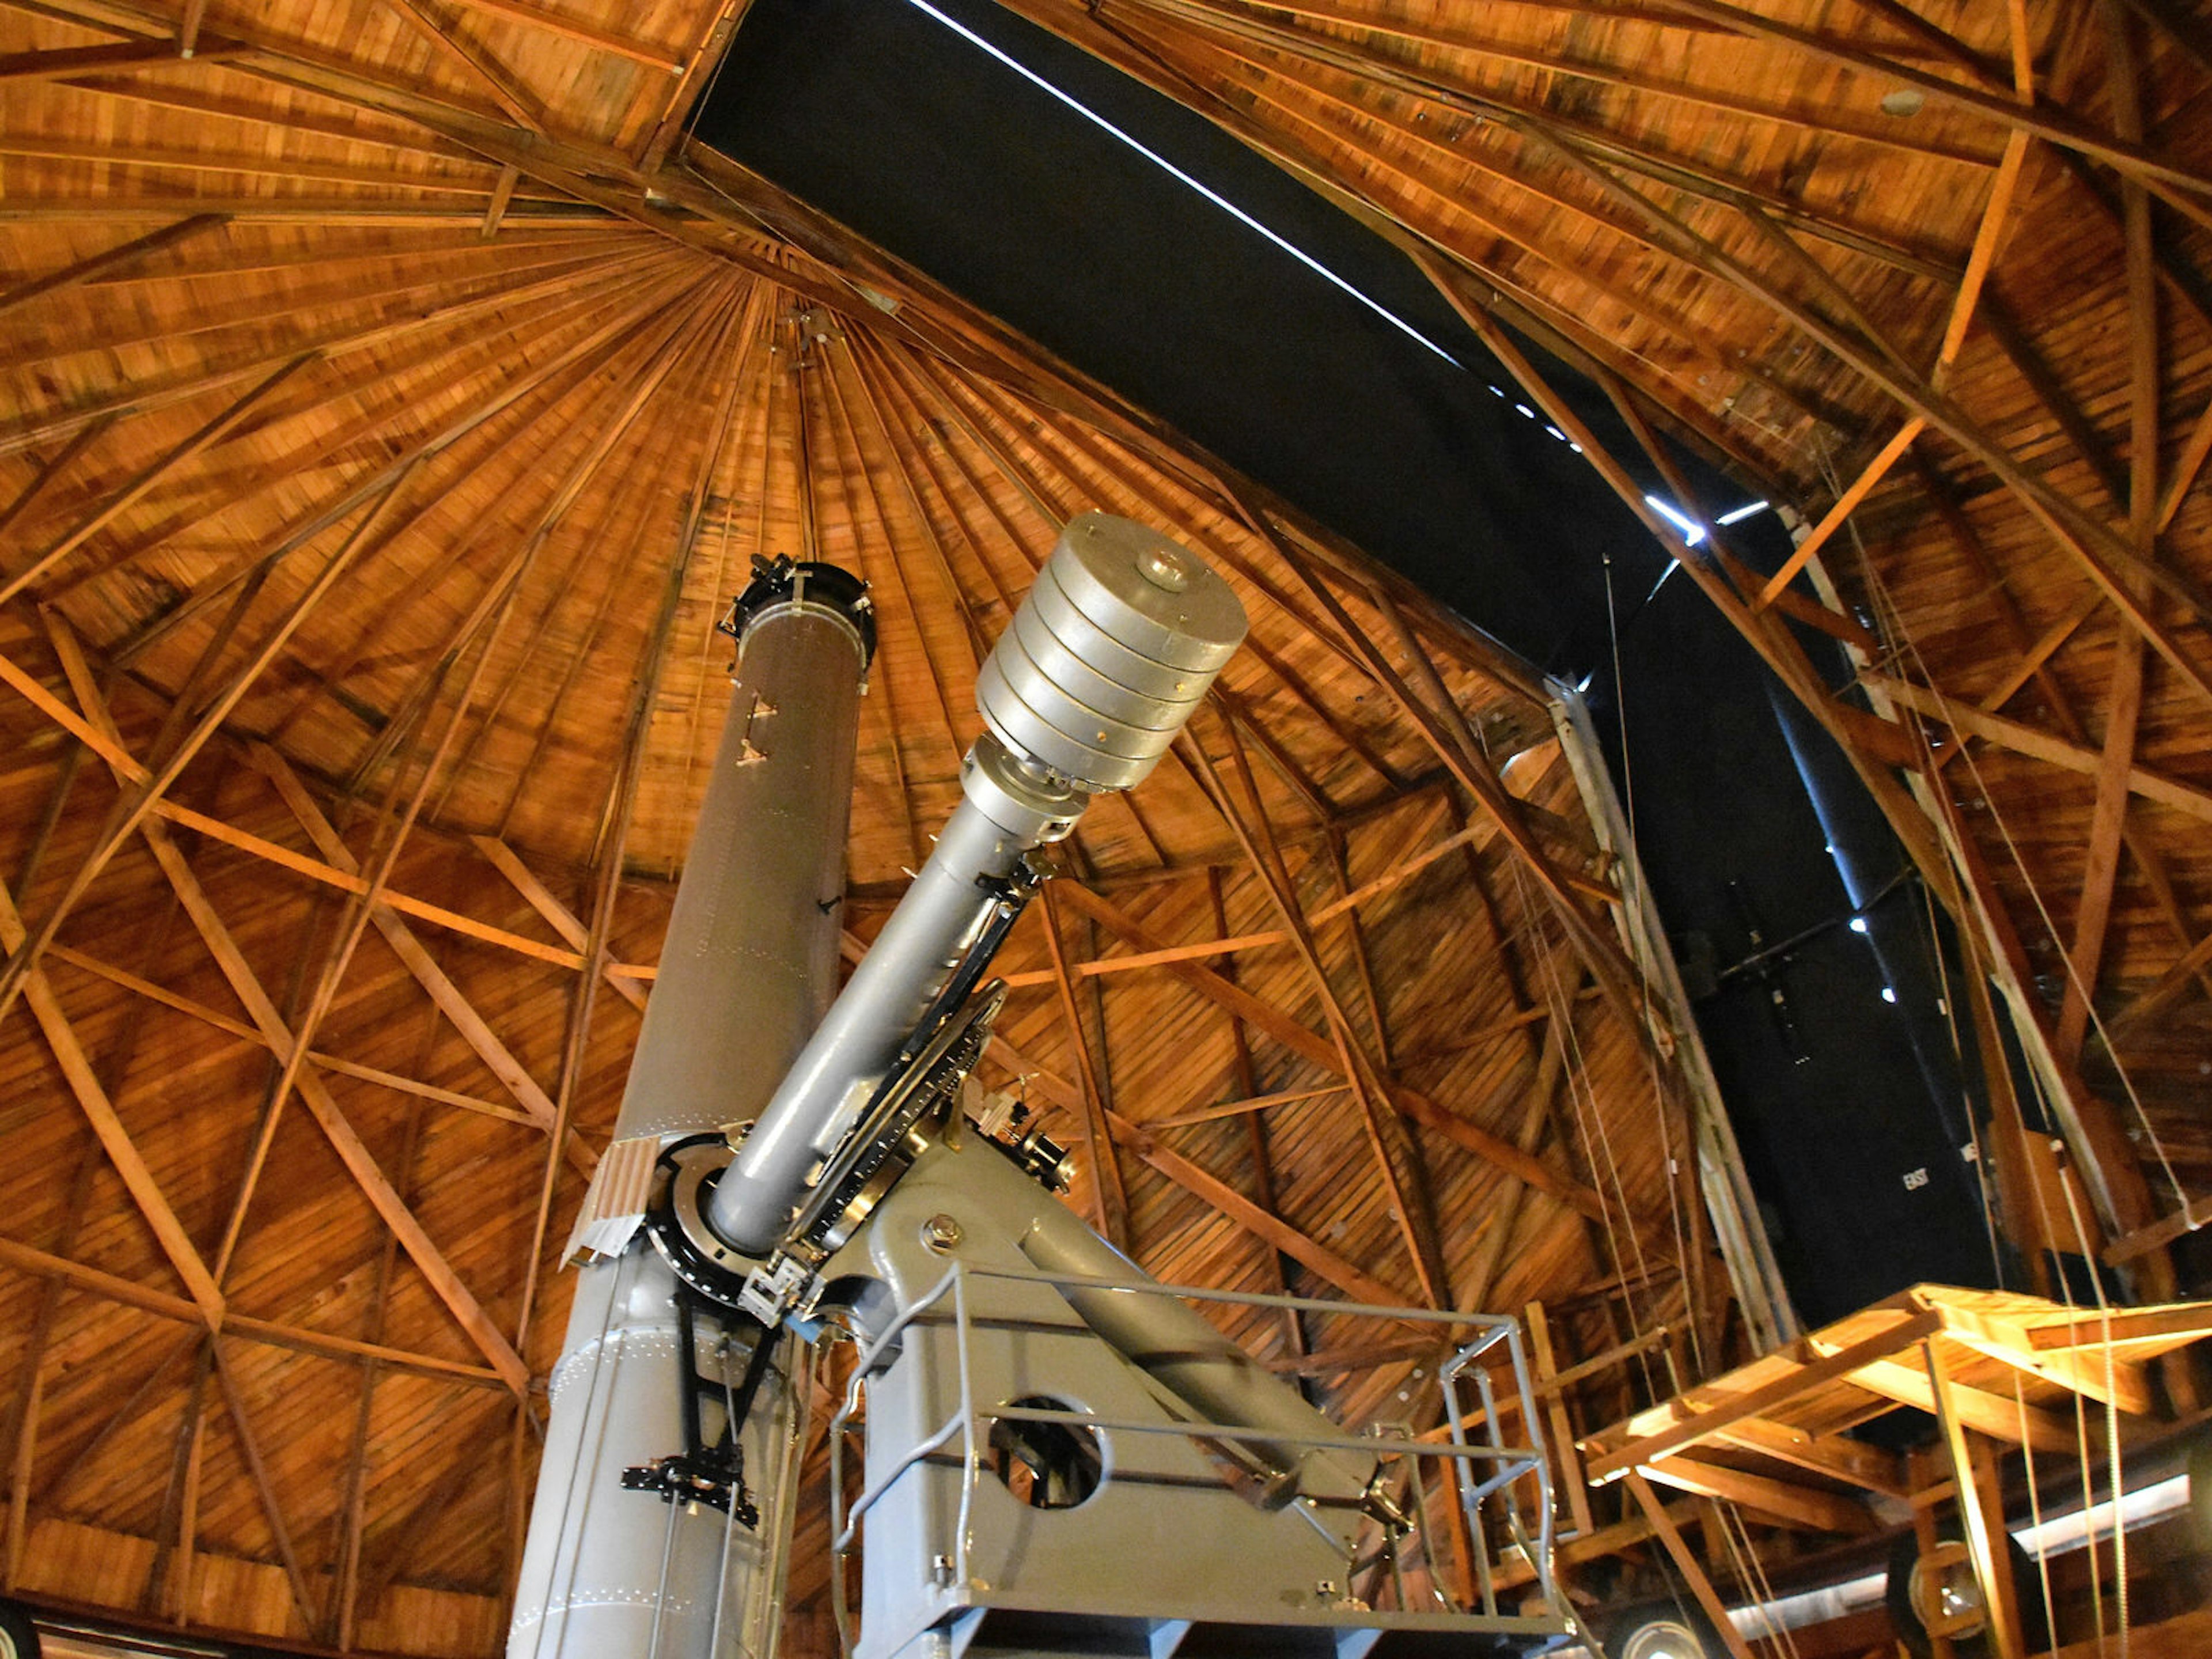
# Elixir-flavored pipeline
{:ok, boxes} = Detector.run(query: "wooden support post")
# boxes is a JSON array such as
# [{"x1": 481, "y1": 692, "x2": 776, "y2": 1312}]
[
  {"x1": 0, "y1": 1150, "x2": 97, "y2": 1592},
  {"x1": 209, "y1": 1345, "x2": 316, "y2": 1631},
  {"x1": 146, "y1": 1340, "x2": 214, "y2": 1623},
  {"x1": 1909, "y1": 1465, "x2": 1961, "y2": 1659},
  {"x1": 1624, "y1": 1472, "x2": 1756, "y2": 1659},
  {"x1": 1526, "y1": 1301, "x2": 1596, "y2": 1537},
  {"x1": 1923, "y1": 1342, "x2": 2026, "y2": 1659}
]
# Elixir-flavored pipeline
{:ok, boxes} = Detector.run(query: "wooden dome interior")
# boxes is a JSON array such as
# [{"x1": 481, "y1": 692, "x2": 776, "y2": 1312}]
[{"x1": 0, "y1": 0, "x2": 2207, "y2": 1653}]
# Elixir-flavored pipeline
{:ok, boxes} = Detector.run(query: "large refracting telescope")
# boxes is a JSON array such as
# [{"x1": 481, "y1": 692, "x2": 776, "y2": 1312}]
[{"x1": 509, "y1": 516, "x2": 1571, "y2": 1659}]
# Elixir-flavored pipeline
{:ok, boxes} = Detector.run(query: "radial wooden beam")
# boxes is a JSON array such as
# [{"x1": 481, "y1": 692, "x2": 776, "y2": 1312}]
[
  {"x1": 1039, "y1": 884, "x2": 1132, "y2": 1246},
  {"x1": 1067, "y1": 0, "x2": 1968, "y2": 278},
  {"x1": 0, "y1": 876, "x2": 226, "y2": 1321},
  {"x1": 1179, "y1": 722, "x2": 1450, "y2": 1308},
  {"x1": 28, "y1": 645, "x2": 535, "y2": 1389},
  {"x1": 1, "y1": 238, "x2": 683, "y2": 459},
  {"x1": 1463, "y1": 976, "x2": 1575, "y2": 1315},
  {"x1": 385, "y1": 288, "x2": 709, "y2": 808},
  {"x1": 1649, "y1": 0, "x2": 2212, "y2": 194},
  {"x1": 1050, "y1": 879, "x2": 1608, "y2": 1221}
]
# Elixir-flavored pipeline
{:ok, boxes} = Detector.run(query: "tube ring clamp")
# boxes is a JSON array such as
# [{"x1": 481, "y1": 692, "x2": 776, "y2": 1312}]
[{"x1": 645, "y1": 1135, "x2": 757, "y2": 1308}]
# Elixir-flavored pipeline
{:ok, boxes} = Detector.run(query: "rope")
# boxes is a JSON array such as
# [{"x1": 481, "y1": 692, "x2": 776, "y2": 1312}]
[
  {"x1": 2055, "y1": 1146, "x2": 2130, "y2": 1658},
  {"x1": 1719, "y1": 1497, "x2": 1800, "y2": 1659},
  {"x1": 1840, "y1": 507, "x2": 2188, "y2": 1213},
  {"x1": 2013, "y1": 1373, "x2": 2063, "y2": 1653},
  {"x1": 529, "y1": 1247, "x2": 637, "y2": 1659},
  {"x1": 1596, "y1": 547, "x2": 1706, "y2": 1376},
  {"x1": 1914, "y1": 842, "x2": 2010, "y2": 1289},
  {"x1": 1826, "y1": 457, "x2": 2151, "y2": 1659}
]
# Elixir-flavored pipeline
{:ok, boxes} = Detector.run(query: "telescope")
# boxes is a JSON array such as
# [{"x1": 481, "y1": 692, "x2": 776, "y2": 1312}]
[{"x1": 508, "y1": 515, "x2": 1570, "y2": 1659}]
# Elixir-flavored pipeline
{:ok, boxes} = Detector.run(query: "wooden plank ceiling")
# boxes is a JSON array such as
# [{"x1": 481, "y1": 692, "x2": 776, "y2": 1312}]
[
  {"x1": 0, "y1": 0, "x2": 2203, "y2": 1654},
  {"x1": 991, "y1": 0, "x2": 2212, "y2": 1252}
]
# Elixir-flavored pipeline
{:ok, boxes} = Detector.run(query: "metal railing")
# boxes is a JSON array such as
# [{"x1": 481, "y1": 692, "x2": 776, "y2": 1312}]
[{"x1": 823, "y1": 1259, "x2": 1562, "y2": 1651}]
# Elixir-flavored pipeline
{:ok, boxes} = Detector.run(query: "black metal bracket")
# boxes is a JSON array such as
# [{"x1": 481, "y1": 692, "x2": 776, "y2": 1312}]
[
  {"x1": 718, "y1": 554, "x2": 877, "y2": 665},
  {"x1": 620, "y1": 1290, "x2": 779, "y2": 1527}
]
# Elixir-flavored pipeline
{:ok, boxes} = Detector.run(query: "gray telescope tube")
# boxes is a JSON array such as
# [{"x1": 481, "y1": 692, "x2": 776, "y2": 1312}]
[
  {"x1": 507, "y1": 566, "x2": 871, "y2": 1659},
  {"x1": 616, "y1": 580, "x2": 872, "y2": 1142},
  {"x1": 708, "y1": 513, "x2": 1248, "y2": 1256}
]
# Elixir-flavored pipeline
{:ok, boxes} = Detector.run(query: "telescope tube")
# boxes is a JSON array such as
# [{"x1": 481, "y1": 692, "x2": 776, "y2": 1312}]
[{"x1": 507, "y1": 562, "x2": 872, "y2": 1659}]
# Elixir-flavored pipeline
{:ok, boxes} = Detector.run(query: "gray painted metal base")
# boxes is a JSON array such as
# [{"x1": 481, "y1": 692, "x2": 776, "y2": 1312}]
[{"x1": 817, "y1": 1132, "x2": 1576, "y2": 1659}]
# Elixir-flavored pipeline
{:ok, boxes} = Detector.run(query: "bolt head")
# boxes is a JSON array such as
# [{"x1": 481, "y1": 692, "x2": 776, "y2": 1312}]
[
  {"x1": 1136, "y1": 543, "x2": 1194, "y2": 592},
  {"x1": 922, "y1": 1213, "x2": 964, "y2": 1252}
]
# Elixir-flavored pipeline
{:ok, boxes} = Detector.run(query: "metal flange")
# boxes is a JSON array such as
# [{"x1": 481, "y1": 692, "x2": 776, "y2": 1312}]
[{"x1": 643, "y1": 1134, "x2": 758, "y2": 1308}]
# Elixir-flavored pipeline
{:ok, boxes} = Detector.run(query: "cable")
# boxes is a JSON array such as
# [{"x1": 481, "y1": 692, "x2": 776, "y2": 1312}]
[
  {"x1": 1842, "y1": 509, "x2": 2188, "y2": 1215},
  {"x1": 1596, "y1": 544, "x2": 1705, "y2": 1376},
  {"x1": 1471, "y1": 706, "x2": 1671, "y2": 1395}
]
